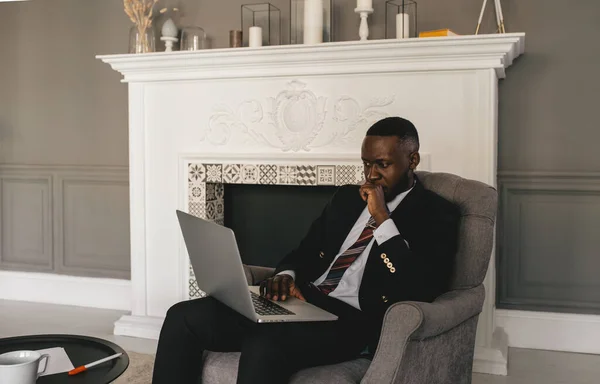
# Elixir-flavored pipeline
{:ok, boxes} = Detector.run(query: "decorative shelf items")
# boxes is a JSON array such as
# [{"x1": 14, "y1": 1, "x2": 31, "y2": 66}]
[
  {"x1": 385, "y1": 1, "x2": 418, "y2": 39},
  {"x1": 124, "y1": 0, "x2": 159, "y2": 53},
  {"x1": 241, "y1": 3, "x2": 281, "y2": 47},
  {"x1": 290, "y1": 0, "x2": 333, "y2": 45},
  {"x1": 180, "y1": 26, "x2": 207, "y2": 51}
]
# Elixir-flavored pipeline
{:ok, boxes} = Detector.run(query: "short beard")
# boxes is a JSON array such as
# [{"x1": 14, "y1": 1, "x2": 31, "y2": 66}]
[{"x1": 385, "y1": 171, "x2": 413, "y2": 201}]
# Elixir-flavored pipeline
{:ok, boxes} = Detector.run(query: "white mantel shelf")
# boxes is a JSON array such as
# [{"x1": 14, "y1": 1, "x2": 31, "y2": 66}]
[
  {"x1": 98, "y1": 33, "x2": 525, "y2": 82},
  {"x1": 98, "y1": 33, "x2": 525, "y2": 377}
]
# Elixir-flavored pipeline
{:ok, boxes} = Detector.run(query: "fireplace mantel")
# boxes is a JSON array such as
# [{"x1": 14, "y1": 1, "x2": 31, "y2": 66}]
[
  {"x1": 100, "y1": 34, "x2": 523, "y2": 82},
  {"x1": 98, "y1": 33, "x2": 524, "y2": 376}
]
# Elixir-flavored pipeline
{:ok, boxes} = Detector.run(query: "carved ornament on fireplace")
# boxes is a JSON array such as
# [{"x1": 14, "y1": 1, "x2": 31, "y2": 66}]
[{"x1": 204, "y1": 80, "x2": 395, "y2": 152}]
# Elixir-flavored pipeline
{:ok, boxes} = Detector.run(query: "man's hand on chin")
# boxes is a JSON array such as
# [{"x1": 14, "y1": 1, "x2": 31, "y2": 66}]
[
  {"x1": 359, "y1": 183, "x2": 390, "y2": 226},
  {"x1": 260, "y1": 274, "x2": 306, "y2": 302}
]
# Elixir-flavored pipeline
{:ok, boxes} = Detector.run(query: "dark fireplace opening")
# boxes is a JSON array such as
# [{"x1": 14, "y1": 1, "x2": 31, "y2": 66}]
[{"x1": 224, "y1": 184, "x2": 338, "y2": 268}]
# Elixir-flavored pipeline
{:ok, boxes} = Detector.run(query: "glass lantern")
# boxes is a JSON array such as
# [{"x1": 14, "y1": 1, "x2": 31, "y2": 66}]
[
  {"x1": 180, "y1": 26, "x2": 207, "y2": 51},
  {"x1": 385, "y1": 0, "x2": 418, "y2": 39},
  {"x1": 290, "y1": 0, "x2": 334, "y2": 45},
  {"x1": 241, "y1": 3, "x2": 281, "y2": 47}
]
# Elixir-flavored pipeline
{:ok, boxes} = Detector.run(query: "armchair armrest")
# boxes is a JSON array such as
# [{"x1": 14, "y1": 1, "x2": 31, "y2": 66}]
[
  {"x1": 409, "y1": 284, "x2": 485, "y2": 340},
  {"x1": 362, "y1": 285, "x2": 485, "y2": 383},
  {"x1": 243, "y1": 264, "x2": 275, "y2": 285}
]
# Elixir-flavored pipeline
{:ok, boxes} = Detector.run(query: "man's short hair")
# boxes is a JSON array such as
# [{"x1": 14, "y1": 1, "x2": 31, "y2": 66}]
[{"x1": 366, "y1": 117, "x2": 420, "y2": 150}]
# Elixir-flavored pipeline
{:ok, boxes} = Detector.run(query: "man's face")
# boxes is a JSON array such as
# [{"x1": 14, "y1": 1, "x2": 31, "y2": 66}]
[{"x1": 361, "y1": 135, "x2": 417, "y2": 201}]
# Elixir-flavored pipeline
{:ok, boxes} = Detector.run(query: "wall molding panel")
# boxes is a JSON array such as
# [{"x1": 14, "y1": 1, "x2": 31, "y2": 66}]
[
  {"x1": 0, "y1": 165, "x2": 130, "y2": 309},
  {"x1": 0, "y1": 174, "x2": 53, "y2": 272},
  {"x1": 497, "y1": 171, "x2": 600, "y2": 315}
]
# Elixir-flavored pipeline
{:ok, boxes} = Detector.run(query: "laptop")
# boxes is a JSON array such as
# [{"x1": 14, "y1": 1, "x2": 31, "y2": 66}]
[{"x1": 176, "y1": 210, "x2": 338, "y2": 323}]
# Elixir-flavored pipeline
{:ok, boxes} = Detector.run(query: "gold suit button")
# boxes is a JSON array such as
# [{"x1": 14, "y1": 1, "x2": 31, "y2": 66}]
[
  {"x1": 384, "y1": 258, "x2": 390, "y2": 264},
  {"x1": 319, "y1": 251, "x2": 324, "y2": 258},
  {"x1": 390, "y1": 267, "x2": 396, "y2": 273},
  {"x1": 380, "y1": 253, "x2": 387, "y2": 259},
  {"x1": 386, "y1": 262, "x2": 393, "y2": 268},
  {"x1": 382, "y1": 295, "x2": 389, "y2": 303}
]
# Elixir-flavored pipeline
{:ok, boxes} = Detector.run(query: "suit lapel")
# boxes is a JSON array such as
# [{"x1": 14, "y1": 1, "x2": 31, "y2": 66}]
[
  {"x1": 327, "y1": 186, "x2": 366, "y2": 255},
  {"x1": 389, "y1": 176, "x2": 425, "y2": 235}
]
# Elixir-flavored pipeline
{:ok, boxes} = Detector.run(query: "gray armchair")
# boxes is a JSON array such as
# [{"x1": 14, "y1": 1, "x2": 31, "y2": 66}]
[{"x1": 201, "y1": 171, "x2": 497, "y2": 384}]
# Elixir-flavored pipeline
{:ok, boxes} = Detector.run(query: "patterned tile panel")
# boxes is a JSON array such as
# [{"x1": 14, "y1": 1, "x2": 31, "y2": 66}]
[
  {"x1": 189, "y1": 265, "x2": 207, "y2": 299},
  {"x1": 206, "y1": 200, "x2": 217, "y2": 220},
  {"x1": 205, "y1": 164, "x2": 223, "y2": 183},
  {"x1": 188, "y1": 183, "x2": 205, "y2": 203},
  {"x1": 241, "y1": 165, "x2": 259, "y2": 184},
  {"x1": 189, "y1": 201, "x2": 206, "y2": 219},
  {"x1": 278, "y1": 166, "x2": 298, "y2": 185},
  {"x1": 205, "y1": 183, "x2": 217, "y2": 202},
  {"x1": 336, "y1": 165, "x2": 358, "y2": 185},
  {"x1": 223, "y1": 164, "x2": 242, "y2": 184},
  {"x1": 317, "y1": 165, "x2": 335, "y2": 186},
  {"x1": 259, "y1": 165, "x2": 278, "y2": 185},
  {"x1": 189, "y1": 164, "x2": 206, "y2": 183},
  {"x1": 215, "y1": 183, "x2": 225, "y2": 199},
  {"x1": 296, "y1": 165, "x2": 316, "y2": 186}
]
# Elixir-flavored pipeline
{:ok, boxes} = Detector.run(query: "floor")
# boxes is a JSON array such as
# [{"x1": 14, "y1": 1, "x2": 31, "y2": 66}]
[{"x1": 1, "y1": 300, "x2": 600, "y2": 384}]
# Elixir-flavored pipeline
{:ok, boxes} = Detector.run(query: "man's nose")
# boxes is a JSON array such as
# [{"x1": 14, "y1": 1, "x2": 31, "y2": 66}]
[{"x1": 366, "y1": 166, "x2": 381, "y2": 181}]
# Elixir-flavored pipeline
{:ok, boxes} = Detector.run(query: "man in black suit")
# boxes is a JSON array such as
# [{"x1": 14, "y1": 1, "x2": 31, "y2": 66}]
[{"x1": 152, "y1": 117, "x2": 460, "y2": 384}]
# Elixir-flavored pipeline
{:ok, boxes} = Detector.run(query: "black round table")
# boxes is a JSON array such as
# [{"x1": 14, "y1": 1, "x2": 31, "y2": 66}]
[{"x1": 0, "y1": 334, "x2": 129, "y2": 383}]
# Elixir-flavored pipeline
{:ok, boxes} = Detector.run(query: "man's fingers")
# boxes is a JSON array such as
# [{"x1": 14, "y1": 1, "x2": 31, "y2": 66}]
[
  {"x1": 294, "y1": 287, "x2": 306, "y2": 302},
  {"x1": 271, "y1": 276, "x2": 281, "y2": 301},
  {"x1": 359, "y1": 186, "x2": 371, "y2": 201},
  {"x1": 266, "y1": 278, "x2": 273, "y2": 299},
  {"x1": 281, "y1": 276, "x2": 291, "y2": 301}
]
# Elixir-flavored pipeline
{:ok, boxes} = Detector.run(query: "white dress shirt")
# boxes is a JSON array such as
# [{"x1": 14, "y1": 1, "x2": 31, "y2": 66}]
[{"x1": 278, "y1": 187, "x2": 413, "y2": 310}]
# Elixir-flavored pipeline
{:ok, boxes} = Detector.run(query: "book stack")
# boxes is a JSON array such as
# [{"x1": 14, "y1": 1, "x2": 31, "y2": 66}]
[{"x1": 418, "y1": 29, "x2": 459, "y2": 38}]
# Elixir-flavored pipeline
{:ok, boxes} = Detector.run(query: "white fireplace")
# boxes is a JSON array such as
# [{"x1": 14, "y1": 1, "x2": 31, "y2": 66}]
[{"x1": 98, "y1": 33, "x2": 524, "y2": 375}]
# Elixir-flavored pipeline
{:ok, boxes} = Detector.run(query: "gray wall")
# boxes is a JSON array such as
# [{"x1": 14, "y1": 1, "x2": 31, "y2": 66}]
[
  {"x1": 1, "y1": 0, "x2": 599, "y2": 314},
  {"x1": 0, "y1": 0, "x2": 131, "y2": 279},
  {"x1": 496, "y1": 0, "x2": 600, "y2": 315}
]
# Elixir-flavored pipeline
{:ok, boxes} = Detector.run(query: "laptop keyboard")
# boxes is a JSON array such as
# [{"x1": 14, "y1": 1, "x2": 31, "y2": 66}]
[{"x1": 250, "y1": 291, "x2": 296, "y2": 316}]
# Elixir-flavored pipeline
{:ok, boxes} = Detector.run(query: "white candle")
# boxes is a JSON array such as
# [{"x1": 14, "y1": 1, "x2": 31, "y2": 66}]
[
  {"x1": 396, "y1": 13, "x2": 410, "y2": 39},
  {"x1": 303, "y1": 0, "x2": 323, "y2": 44},
  {"x1": 249, "y1": 26, "x2": 262, "y2": 47},
  {"x1": 357, "y1": 0, "x2": 372, "y2": 10}
]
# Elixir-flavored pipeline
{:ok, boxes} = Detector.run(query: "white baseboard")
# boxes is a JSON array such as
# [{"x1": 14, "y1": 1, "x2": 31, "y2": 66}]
[
  {"x1": 496, "y1": 309, "x2": 600, "y2": 355},
  {"x1": 0, "y1": 271, "x2": 131, "y2": 311},
  {"x1": 114, "y1": 315, "x2": 164, "y2": 340},
  {"x1": 473, "y1": 346, "x2": 508, "y2": 375}
]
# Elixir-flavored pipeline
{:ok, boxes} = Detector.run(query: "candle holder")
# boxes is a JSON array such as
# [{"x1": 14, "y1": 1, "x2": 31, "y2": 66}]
[
  {"x1": 354, "y1": 5, "x2": 374, "y2": 41},
  {"x1": 385, "y1": 0, "x2": 418, "y2": 39},
  {"x1": 290, "y1": 0, "x2": 334, "y2": 45},
  {"x1": 241, "y1": 3, "x2": 281, "y2": 47}
]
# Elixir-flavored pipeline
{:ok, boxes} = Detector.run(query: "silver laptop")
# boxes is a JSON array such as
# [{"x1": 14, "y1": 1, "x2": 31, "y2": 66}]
[{"x1": 176, "y1": 210, "x2": 338, "y2": 323}]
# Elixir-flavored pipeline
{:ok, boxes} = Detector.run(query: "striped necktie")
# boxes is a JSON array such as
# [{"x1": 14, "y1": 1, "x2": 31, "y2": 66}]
[{"x1": 317, "y1": 216, "x2": 377, "y2": 295}]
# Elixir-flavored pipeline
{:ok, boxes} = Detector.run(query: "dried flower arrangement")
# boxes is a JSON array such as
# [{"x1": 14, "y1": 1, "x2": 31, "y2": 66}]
[{"x1": 124, "y1": 0, "x2": 159, "y2": 52}]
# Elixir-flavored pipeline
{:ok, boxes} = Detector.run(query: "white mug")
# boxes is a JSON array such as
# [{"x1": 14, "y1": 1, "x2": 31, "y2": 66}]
[{"x1": 0, "y1": 350, "x2": 49, "y2": 384}]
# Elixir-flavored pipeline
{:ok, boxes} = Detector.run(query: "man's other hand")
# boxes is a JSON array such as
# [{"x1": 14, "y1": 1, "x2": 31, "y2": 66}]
[{"x1": 259, "y1": 274, "x2": 306, "y2": 302}]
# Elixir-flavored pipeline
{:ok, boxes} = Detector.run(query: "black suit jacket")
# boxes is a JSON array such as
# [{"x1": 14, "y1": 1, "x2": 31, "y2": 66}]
[{"x1": 274, "y1": 176, "x2": 460, "y2": 349}]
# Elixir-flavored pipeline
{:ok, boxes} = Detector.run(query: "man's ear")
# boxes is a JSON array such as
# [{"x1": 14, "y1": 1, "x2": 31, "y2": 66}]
[{"x1": 409, "y1": 152, "x2": 420, "y2": 170}]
